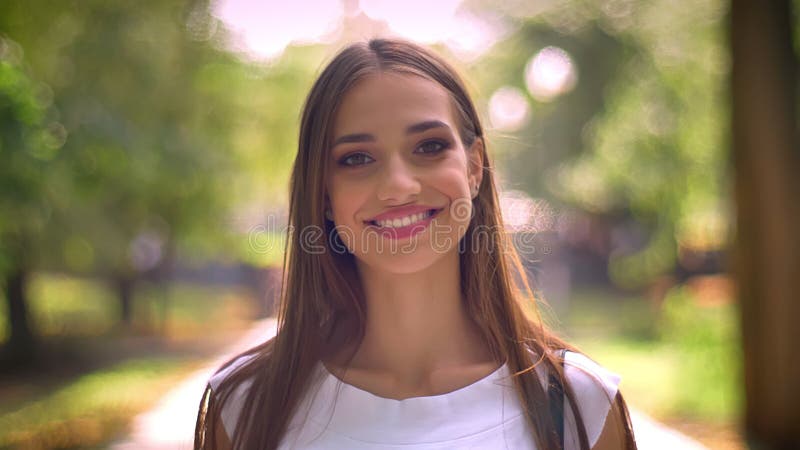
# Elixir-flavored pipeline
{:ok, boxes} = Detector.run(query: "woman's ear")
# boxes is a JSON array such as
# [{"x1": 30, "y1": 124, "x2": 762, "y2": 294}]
[{"x1": 468, "y1": 138, "x2": 485, "y2": 198}]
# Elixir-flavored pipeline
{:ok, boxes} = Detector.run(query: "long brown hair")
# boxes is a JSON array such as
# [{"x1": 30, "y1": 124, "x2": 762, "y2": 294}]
[{"x1": 195, "y1": 38, "x2": 636, "y2": 450}]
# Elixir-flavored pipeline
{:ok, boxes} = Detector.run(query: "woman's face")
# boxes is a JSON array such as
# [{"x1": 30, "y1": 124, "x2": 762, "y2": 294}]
[{"x1": 325, "y1": 72, "x2": 482, "y2": 274}]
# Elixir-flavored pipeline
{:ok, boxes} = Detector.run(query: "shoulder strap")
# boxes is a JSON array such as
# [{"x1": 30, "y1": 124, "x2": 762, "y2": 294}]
[{"x1": 548, "y1": 349, "x2": 567, "y2": 449}]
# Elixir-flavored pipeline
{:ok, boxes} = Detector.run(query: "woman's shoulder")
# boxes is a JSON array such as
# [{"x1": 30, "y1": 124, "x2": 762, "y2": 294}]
[
  {"x1": 209, "y1": 352, "x2": 258, "y2": 391},
  {"x1": 528, "y1": 348, "x2": 621, "y2": 397},
  {"x1": 560, "y1": 350, "x2": 623, "y2": 449},
  {"x1": 207, "y1": 352, "x2": 260, "y2": 439},
  {"x1": 562, "y1": 350, "x2": 621, "y2": 399}
]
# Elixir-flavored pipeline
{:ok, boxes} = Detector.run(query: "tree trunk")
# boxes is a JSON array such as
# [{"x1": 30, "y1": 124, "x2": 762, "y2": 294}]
[
  {"x1": 2, "y1": 267, "x2": 35, "y2": 364},
  {"x1": 115, "y1": 274, "x2": 135, "y2": 325},
  {"x1": 731, "y1": 1, "x2": 800, "y2": 448}
]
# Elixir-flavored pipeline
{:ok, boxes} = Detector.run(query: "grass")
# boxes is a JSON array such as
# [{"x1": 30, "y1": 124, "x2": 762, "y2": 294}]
[
  {"x1": 573, "y1": 337, "x2": 683, "y2": 418},
  {"x1": 0, "y1": 273, "x2": 259, "y2": 344},
  {"x1": 133, "y1": 281, "x2": 259, "y2": 339},
  {"x1": 0, "y1": 356, "x2": 203, "y2": 449},
  {"x1": 0, "y1": 275, "x2": 117, "y2": 343},
  {"x1": 0, "y1": 272, "x2": 261, "y2": 449},
  {"x1": 560, "y1": 282, "x2": 742, "y2": 423}
]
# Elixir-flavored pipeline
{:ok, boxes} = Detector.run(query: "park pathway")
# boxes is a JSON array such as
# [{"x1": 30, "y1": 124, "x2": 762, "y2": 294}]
[{"x1": 111, "y1": 319, "x2": 708, "y2": 450}]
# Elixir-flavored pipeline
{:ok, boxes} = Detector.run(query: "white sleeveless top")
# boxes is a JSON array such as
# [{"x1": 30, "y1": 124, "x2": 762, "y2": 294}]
[{"x1": 209, "y1": 351, "x2": 621, "y2": 449}]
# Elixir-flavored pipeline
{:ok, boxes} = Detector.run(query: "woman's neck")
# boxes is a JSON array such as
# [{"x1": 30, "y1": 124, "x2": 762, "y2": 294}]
[{"x1": 342, "y1": 250, "x2": 496, "y2": 389}]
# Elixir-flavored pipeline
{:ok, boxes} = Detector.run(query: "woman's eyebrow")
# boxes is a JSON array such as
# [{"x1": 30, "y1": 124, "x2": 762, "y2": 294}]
[
  {"x1": 331, "y1": 120, "x2": 451, "y2": 149},
  {"x1": 332, "y1": 133, "x2": 374, "y2": 148},
  {"x1": 406, "y1": 120, "x2": 450, "y2": 134}
]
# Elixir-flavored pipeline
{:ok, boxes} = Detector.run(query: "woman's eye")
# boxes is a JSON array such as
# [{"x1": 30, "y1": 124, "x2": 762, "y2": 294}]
[
  {"x1": 416, "y1": 140, "x2": 449, "y2": 154},
  {"x1": 338, "y1": 152, "x2": 374, "y2": 167}
]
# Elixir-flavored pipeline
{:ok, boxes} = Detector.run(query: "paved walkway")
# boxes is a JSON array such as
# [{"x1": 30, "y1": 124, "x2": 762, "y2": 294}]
[
  {"x1": 112, "y1": 319, "x2": 707, "y2": 449},
  {"x1": 111, "y1": 319, "x2": 279, "y2": 450}
]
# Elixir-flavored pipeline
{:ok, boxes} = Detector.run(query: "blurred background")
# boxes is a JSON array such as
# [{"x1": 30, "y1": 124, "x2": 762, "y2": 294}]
[{"x1": 1, "y1": 0, "x2": 798, "y2": 449}]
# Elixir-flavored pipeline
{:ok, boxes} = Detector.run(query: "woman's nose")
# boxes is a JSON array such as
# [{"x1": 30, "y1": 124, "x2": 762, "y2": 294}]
[{"x1": 375, "y1": 153, "x2": 421, "y2": 202}]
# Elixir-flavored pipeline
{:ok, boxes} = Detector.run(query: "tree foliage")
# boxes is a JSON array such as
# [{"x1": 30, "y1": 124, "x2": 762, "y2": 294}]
[
  {"x1": 471, "y1": 0, "x2": 729, "y2": 288},
  {"x1": 0, "y1": 0, "x2": 320, "y2": 351}
]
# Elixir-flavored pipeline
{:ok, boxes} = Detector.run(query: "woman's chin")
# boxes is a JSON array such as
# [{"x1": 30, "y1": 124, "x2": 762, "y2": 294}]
[{"x1": 354, "y1": 246, "x2": 456, "y2": 275}]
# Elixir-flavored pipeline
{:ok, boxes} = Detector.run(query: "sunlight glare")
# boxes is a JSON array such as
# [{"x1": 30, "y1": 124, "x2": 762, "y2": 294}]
[
  {"x1": 213, "y1": 0, "x2": 344, "y2": 60},
  {"x1": 500, "y1": 191, "x2": 554, "y2": 233},
  {"x1": 359, "y1": 0, "x2": 461, "y2": 43},
  {"x1": 525, "y1": 46, "x2": 577, "y2": 102},
  {"x1": 488, "y1": 86, "x2": 530, "y2": 132},
  {"x1": 444, "y1": 10, "x2": 511, "y2": 62}
]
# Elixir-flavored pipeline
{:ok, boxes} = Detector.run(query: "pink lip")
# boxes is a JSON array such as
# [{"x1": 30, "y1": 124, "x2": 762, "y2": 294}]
[
  {"x1": 365, "y1": 205, "x2": 441, "y2": 222},
  {"x1": 366, "y1": 208, "x2": 442, "y2": 240}
]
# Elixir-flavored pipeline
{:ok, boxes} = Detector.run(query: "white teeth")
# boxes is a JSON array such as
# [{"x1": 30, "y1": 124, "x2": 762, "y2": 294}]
[{"x1": 374, "y1": 210, "x2": 434, "y2": 228}]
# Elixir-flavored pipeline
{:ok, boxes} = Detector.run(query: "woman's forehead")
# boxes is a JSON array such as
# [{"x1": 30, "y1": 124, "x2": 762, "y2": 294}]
[{"x1": 331, "y1": 72, "x2": 459, "y2": 138}]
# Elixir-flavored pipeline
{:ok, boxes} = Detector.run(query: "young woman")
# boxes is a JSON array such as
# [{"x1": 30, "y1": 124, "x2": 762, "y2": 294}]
[{"x1": 195, "y1": 38, "x2": 637, "y2": 450}]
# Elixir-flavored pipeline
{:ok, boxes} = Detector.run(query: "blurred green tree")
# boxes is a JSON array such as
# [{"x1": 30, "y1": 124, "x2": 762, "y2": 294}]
[
  {"x1": 0, "y1": 0, "x2": 241, "y2": 326},
  {"x1": 472, "y1": 0, "x2": 729, "y2": 289},
  {"x1": 0, "y1": 0, "x2": 322, "y2": 360},
  {"x1": 0, "y1": 35, "x2": 60, "y2": 362}
]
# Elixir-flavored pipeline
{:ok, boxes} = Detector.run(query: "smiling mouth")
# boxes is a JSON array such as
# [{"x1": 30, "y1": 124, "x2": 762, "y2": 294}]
[{"x1": 365, "y1": 208, "x2": 442, "y2": 229}]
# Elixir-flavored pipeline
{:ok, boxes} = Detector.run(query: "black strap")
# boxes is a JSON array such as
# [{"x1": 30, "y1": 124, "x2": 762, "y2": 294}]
[{"x1": 548, "y1": 349, "x2": 567, "y2": 449}]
